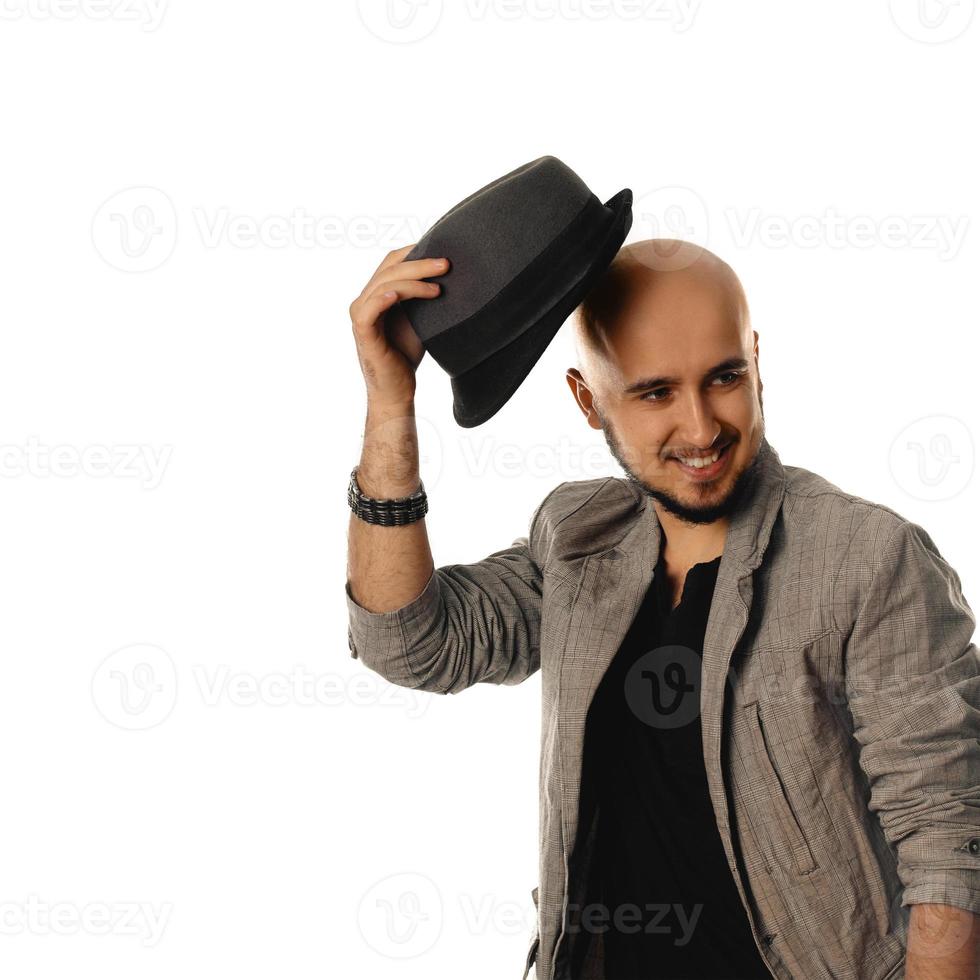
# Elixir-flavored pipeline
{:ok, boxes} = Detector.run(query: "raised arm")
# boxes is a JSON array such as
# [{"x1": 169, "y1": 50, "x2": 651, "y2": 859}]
[
  {"x1": 346, "y1": 243, "x2": 450, "y2": 618},
  {"x1": 345, "y1": 243, "x2": 556, "y2": 695}
]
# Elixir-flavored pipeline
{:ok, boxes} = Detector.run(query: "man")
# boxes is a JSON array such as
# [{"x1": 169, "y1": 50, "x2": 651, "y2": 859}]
[{"x1": 346, "y1": 239, "x2": 980, "y2": 979}]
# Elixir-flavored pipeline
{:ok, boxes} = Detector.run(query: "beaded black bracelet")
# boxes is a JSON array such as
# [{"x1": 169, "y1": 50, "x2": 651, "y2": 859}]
[{"x1": 347, "y1": 466, "x2": 428, "y2": 526}]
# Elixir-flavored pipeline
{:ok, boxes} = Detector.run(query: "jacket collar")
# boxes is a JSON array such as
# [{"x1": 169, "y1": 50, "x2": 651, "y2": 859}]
[{"x1": 596, "y1": 432, "x2": 788, "y2": 578}]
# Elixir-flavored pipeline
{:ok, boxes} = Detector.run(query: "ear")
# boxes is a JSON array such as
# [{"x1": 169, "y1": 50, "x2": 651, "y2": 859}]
[
  {"x1": 565, "y1": 368, "x2": 585, "y2": 408},
  {"x1": 566, "y1": 369, "x2": 602, "y2": 430}
]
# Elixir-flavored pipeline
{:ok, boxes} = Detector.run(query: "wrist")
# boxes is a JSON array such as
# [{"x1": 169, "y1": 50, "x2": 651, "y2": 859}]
[
  {"x1": 348, "y1": 465, "x2": 427, "y2": 526},
  {"x1": 354, "y1": 464, "x2": 421, "y2": 499},
  {"x1": 366, "y1": 395, "x2": 416, "y2": 420}
]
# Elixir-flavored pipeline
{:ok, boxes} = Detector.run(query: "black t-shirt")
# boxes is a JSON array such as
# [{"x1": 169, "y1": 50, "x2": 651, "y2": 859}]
[{"x1": 571, "y1": 549, "x2": 772, "y2": 980}]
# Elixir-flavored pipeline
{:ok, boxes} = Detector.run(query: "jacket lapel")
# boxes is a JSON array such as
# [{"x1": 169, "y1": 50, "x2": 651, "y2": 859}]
[
  {"x1": 699, "y1": 437, "x2": 786, "y2": 857},
  {"x1": 556, "y1": 435, "x2": 788, "y2": 881}
]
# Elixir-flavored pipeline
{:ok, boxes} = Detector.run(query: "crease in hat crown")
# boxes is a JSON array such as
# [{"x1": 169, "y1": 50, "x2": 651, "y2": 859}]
[{"x1": 401, "y1": 156, "x2": 625, "y2": 369}]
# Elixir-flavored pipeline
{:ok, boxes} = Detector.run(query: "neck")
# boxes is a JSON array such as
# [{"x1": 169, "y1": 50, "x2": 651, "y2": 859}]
[{"x1": 655, "y1": 505, "x2": 729, "y2": 568}]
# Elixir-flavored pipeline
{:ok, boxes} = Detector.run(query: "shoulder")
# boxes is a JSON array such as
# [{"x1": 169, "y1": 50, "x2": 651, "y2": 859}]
[
  {"x1": 776, "y1": 462, "x2": 963, "y2": 624},
  {"x1": 779, "y1": 461, "x2": 917, "y2": 557},
  {"x1": 529, "y1": 476, "x2": 641, "y2": 564}
]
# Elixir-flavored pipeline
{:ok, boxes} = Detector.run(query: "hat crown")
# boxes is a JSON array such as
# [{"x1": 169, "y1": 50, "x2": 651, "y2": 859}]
[
  {"x1": 404, "y1": 155, "x2": 596, "y2": 341},
  {"x1": 395, "y1": 154, "x2": 631, "y2": 427}
]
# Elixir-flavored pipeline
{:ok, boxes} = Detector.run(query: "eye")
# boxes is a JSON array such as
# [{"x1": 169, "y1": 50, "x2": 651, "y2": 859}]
[{"x1": 640, "y1": 371, "x2": 744, "y2": 402}]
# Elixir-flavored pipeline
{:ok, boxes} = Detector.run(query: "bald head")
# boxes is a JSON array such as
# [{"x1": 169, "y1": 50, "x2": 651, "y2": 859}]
[
  {"x1": 565, "y1": 238, "x2": 765, "y2": 530},
  {"x1": 572, "y1": 239, "x2": 752, "y2": 395}
]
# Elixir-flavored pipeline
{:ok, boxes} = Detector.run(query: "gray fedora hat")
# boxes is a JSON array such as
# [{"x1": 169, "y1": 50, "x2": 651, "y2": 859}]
[{"x1": 398, "y1": 155, "x2": 632, "y2": 427}]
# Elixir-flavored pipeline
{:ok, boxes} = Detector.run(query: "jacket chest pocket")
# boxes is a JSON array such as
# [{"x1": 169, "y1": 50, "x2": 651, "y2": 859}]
[{"x1": 741, "y1": 700, "x2": 819, "y2": 877}]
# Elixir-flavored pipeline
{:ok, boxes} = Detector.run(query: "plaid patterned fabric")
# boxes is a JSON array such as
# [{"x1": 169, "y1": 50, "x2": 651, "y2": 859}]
[{"x1": 345, "y1": 435, "x2": 980, "y2": 980}]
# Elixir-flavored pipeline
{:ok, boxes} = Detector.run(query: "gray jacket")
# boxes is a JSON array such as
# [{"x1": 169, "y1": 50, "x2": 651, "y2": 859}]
[{"x1": 345, "y1": 436, "x2": 980, "y2": 980}]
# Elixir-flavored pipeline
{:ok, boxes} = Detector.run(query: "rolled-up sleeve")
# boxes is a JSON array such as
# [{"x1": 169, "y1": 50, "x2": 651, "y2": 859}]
[
  {"x1": 345, "y1": 486, "x2": 559, "y2": 695},
  {"x1": 844, "y1": 517, "x2": 980, "y2": 915}
]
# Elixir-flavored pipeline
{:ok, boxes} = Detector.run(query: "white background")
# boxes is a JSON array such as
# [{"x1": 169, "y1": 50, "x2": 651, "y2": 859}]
[{"x1": 0, "y1": 1, "x2": 977, "y2": 977}]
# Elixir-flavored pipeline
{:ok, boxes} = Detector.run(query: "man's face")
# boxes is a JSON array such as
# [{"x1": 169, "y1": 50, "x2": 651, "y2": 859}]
[{"x1": 569, "y1": 259, "x2": 765, "y2": 526}]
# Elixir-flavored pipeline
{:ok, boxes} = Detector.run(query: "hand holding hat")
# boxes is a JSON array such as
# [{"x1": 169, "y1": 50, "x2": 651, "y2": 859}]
[
  {"x1": 349, "y1": 244, "x2": 449, "y2": 410},
  {"x1": 349, "y1": 155, "x2": 631, "y2": 426}
]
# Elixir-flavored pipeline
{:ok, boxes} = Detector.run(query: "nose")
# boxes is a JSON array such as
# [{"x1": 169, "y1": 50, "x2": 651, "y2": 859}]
[{"x1": 674, "y1": 390, "x2": 722, "y2": 451}]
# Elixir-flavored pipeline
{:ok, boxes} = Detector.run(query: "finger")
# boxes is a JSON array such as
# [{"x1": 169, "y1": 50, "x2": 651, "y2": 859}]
[
  {"x1": 362, "y1": 254, "x2": 449, "y2": 298},
  {"x1": 350, "y1": 279, "x2": 440, "y2": 334},
  {"x1": 372, "y1": 243, "x2": 418, "y2": 278}
]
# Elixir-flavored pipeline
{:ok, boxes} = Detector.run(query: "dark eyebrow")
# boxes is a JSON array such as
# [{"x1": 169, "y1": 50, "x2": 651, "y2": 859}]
[{"x1": 623, "y1": 357, "x2": 750, "y2": 395}]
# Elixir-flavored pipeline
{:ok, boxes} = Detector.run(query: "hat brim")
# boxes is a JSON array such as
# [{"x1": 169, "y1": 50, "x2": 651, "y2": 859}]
[{"x1": 448, "y1": 187, "x2": 633, "y2": 428}]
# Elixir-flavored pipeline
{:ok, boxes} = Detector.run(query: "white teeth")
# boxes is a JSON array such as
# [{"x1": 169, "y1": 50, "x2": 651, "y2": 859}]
[{"x1": 676, "y1": 448, "x2": 721, "y2": 468}]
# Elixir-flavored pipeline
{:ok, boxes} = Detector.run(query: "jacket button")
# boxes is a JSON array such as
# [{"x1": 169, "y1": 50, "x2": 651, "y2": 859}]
[
  {"x1": 969, "y1": 838, "x2": 980, "y2": 854},
  {"x1": 762, "y1": 934, "x2": 774, "y2": 946}
]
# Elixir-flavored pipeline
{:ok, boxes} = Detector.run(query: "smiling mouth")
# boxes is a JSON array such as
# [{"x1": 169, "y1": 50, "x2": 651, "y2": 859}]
[{"x1": 669, "y1": 440, "x2": 733, "y2": 476}]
